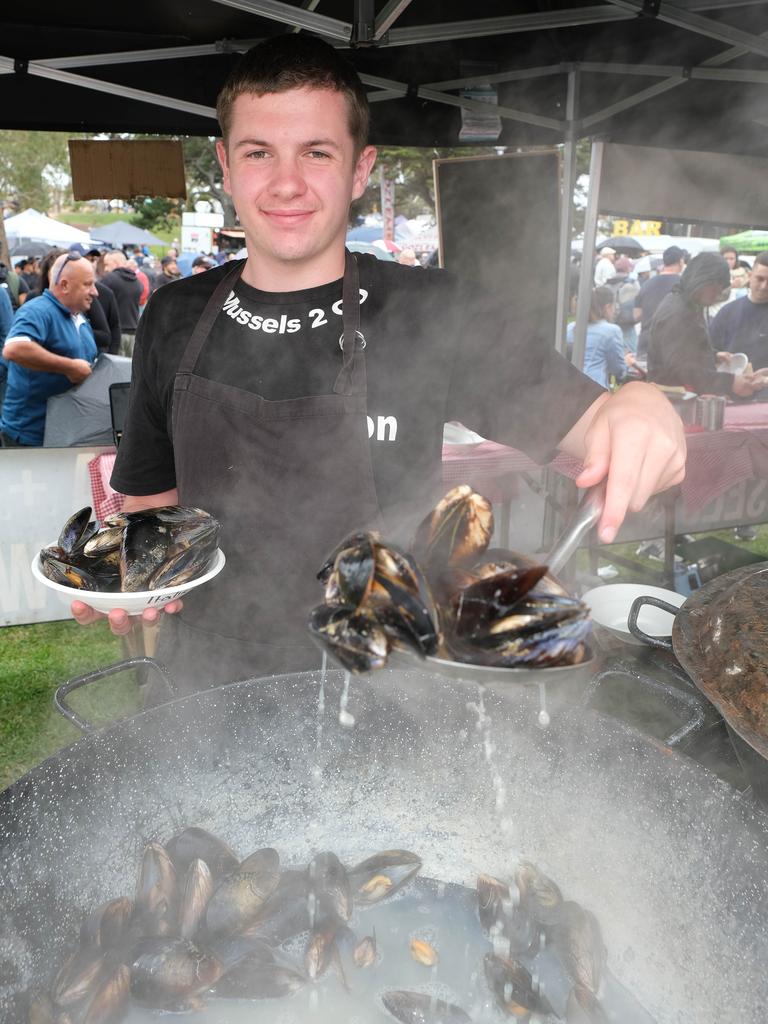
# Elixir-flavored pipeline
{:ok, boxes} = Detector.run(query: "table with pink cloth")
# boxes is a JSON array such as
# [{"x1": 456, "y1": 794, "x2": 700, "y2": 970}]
[
  {"x1": 443, "y1": 403, "x2": 768, "y2": 515},
  {"x1": 88, "y1": 403, "x2": 768, "y2": 525}
]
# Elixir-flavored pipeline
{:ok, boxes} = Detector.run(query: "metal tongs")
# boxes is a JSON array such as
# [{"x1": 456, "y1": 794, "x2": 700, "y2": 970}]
[{"x1": 544, "y1": 481, "x2": 606, "y2": 577}]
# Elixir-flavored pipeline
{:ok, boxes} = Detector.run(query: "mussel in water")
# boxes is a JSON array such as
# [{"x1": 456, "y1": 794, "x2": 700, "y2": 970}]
[
  {"x1": 304, "y1": 911, "x2": 344, "y2": 980},
  {"x1": 135, "y1": 842, "x2": 177, "y2": 936},
  {"x1": 353, "y1": 931, "x2": 377, "y2": 968},
  {"x1": 178, "y1": 858, "x2": 213, "y2": 940},
  {"x1": 476, "y1": 874, "x2": 537, "y2": 955},
  {"x1": 411, "y1": 485, "x2": 494, "y2": 572},
  {"x1": 483, "y1": 952, "x2": 554, "y2": 1020},
  {"x1": 50, "y1": 947, "x2": 105, "y2": 1007},
  {"x1": 382, "y1": 989, "x2": 472, "y2": 1024},
  {"x1": 410, "y1": 938, "x2": 438, "y2": 966},
  {"x1": 78, "y1": 962, "x2": 130, "y2": 1024},
  {"x1": 552, "y1": 901, "x2": 606, "y2": 995},
  {"x1": 349, "y1": 849, "x2": 422, "y2": 905},
  {"x1": 80, "y1": 897, "x2": 133, "y2": 950},
  {"x1": 204, "y1": 847, "x2": 280, "y2": 940},
  {"x1": 308, "y1": 850, "x2": 352, "y2": 922},
  {"x1": 514, "y1": 860, "x2": 563, "y2": 926},
  {"x1": 164, "y1": 826, "x2": 239, "y2": 882},
  {"x1": 215, "y1": 956, "x2": 306, "y2": 999},
  {"x1": 566, "y1": 984, "x2": 610, "y2": 1024},
  {"x1": 27, "y1": 992, "x2": 57, "y2": 1024},
  {"x1": 129, "y1": 937, "x2": 223, "y2": 1009},
  {"x1": 308, "y1": 604, "x2": 390, "y2": 675}
]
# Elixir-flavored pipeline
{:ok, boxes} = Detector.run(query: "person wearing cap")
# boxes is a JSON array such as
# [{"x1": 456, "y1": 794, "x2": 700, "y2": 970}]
[
  {"x1": 593, "y1": 247, "x2": 616, "y2": 287},
  {"x1": 0, "y1": 253, "x2": 97, "y2": 446},
  {"x1": 71, "y1": 33, "x2": 687, "y2": 694},
  {"x1": 154, "y1": 255, "x2": 182, "y2": 289},
  {"x1": 647, "y1": 252, "x2": 767, "y2": 398},
  {"x1": 633, "y1": 245, "x2": 686, "y2": 358}
]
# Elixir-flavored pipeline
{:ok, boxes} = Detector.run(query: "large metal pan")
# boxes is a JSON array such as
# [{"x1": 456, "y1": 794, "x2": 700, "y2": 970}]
[
  {"x1": 629, "y1": 562, "x2": 768, "y2": 797},
  {"x1": 1, "y1": 667, "x2": 767, "y2": 1022}
]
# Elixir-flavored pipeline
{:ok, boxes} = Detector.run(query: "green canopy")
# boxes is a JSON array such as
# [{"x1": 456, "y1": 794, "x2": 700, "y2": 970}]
[{"x1": 718, "y1": 230, "x2": 768, "y2": 254}]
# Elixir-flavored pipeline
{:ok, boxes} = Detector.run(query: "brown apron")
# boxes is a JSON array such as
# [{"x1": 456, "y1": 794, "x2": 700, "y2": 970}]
[{"x1": 155, "y1": 253, "x2": 382, "y2": 694}]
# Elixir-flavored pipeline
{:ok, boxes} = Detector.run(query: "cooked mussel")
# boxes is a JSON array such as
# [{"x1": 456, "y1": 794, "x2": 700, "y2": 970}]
[
  {"x1": 483, "y1": 952, "x2": 554, "y2": 1020},
  {"x1": 411, "y1": 485, "x2": 493, "y2": 572},
  {"x1": 308, "y1": 851, "x2": 352, "y2": 922},
  {"x1": 50, "y1": 946, "x2": 105, "y2": 1007},
  {"x1": 80, "y1": 897, "x2": 134, "y2": 950},
  {"x1": 129, "y1": 937, "x2": 223, "y2": 1009},
  {"x1": 135, "y1": 842, "x2": 177, "y2": 936},
  {"x1": 349, "y1": 849, "x2": 422, "y2": 905},
  {"x1": 203, "y1": 847, "x2": 280, "y2": 940},
  {"x1": 215, "y1": 956, "x2": 306, "y2": 999},
  {"x1": 382, "y1": 989, "x2": 472, "y2": 1023},
  {"x1": 164, "y1": 826, "x2": 239, "y2": 882},
  {"x1": 514, "y1": 860, "x2": 564, "y2": 926},
  {"x1": 58, "y1": 507, "x2": 95, "y2": 555},
  {"x1": 552, "y1": 901, "x2": 606, "y2": 995},
  {"x1": 476, "y1": 874, "x2": 537, "y2": 955},
  {"x1": 178, "y1": 858, "x2": 214, "y2": 940},
  {"x1": 567, "y1": 984, "x2": 610, "y2": 1023},
  {"x1": 40, "y1": 549, "x2": 100, "y2": 591},
  {"x1": 308, "y1": 604, "x2": 390, "y2": 675}
]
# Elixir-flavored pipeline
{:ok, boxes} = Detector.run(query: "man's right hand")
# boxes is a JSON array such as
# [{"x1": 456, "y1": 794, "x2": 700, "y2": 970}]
[
  {"x1": 71, "y1": 599, "x2": 184, "y2": 636},
  {"x1": 732, "y1": 373, "x2": 767, "y2": 398},
  {"x1": 65, "y1": 359, "x2": 94, "y2": 385}
]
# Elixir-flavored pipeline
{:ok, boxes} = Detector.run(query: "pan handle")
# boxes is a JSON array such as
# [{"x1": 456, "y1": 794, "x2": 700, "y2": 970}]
[
  {"x1": 53, "y1": 657, "x2": 175, "y2": 733},
  {"x1": 627, "y1": 595, "x2": 679, "y2": 651}
]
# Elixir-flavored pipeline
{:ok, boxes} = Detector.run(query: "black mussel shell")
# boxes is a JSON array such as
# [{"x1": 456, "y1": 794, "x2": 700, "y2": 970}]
[
  {"x1": 484, "y1": 952, "x2": 554, "y2": 1018},
  {"x1": 309, "y1": 851, "x2": 352, "y2": 922},
  {"x1": 164, "y1": 826, "x2": 239, "y2": 881},
  {"x1": 129, "y1": 937, "x2": 223, "y2": 1008},
  {"x1": 349, "y1": 849, "x2": 422, "y2": 905},
  {"x1": 120, "y1": 517, "x2": 173, "y2": 592},
  {"x1": 214, "y1": 958, "x2": 306, "y2": 999},
  {"x1": 382, "y1": 989, "x2": 472, "y2": 1023},
  {"x1": 308, "y1": 604, "x2": 390, "y2": 675},
  {"x1": 57, "y1": 506, "x2": 93, "y2": 555}
]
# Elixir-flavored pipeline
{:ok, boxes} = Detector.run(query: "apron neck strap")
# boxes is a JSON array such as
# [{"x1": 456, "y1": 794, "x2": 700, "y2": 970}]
[
  {"x1": 333, "y1": 250, "x2": 364, "y2": 396},
  {"x1": 178, "y1": 261, "x2": 245, "y2": 375}
]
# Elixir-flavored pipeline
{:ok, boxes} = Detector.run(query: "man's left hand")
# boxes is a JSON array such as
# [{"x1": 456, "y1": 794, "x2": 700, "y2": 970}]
[{"x1": 560, "y1": 382, "x2": 686, "y2": 543}]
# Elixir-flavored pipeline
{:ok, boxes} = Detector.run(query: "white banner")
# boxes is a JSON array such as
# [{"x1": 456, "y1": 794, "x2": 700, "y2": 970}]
[{"x1": 1, "y1": 447, "x2": 111, "y2": 626}]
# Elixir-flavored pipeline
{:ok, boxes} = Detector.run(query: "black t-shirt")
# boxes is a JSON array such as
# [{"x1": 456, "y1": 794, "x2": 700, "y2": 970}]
[
  {"x1": 710, "y1": 296, "x2": 768, "y2": 369},
  {"x1": 112, "y1": 256, "x2": 603, "y2": 516}
]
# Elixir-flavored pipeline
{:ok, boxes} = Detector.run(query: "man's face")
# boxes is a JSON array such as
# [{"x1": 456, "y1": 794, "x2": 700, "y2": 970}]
[
  {"x1": 164, "y1": 260, "x2": 178, "y2": 275},
  {"x1": 748, "y1": 262, "x2": 768, "y2": 304},
  {"x1": 55, "y1": 259, "x2": 98, "y2": 313},
  {"x1": 217, "y1": 88, "x2": 377, "y2": 278},
  {"x1": 723, "y1": 251, "x2": 738, "y2": 270}
]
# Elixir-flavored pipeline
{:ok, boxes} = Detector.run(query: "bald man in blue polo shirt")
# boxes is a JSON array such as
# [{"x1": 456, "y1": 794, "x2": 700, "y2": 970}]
[{"x1": 1, "y1": 253, "x2": 98, "y2": 446}]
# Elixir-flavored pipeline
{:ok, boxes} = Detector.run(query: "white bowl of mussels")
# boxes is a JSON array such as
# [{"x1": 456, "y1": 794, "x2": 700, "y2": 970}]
[{"x1": 31, "y1": 505, "x2": 226, "y2": 616}]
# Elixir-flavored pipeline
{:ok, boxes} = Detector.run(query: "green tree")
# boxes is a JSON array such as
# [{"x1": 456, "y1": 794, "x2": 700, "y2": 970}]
[
  {"x1": 0, "y1": 131, "x2": 75, "y2": 212},
  {"x1": 130, "y1": 196, "x2": 181, "y2": 232},
  {"x1": 182, "y1": 137, "x2": 237, "y2": 224}
]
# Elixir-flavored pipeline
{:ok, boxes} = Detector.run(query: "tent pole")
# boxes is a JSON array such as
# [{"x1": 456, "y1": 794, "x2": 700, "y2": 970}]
[
  {"x1": 554, "y1": 66, "x2": 579, "y2": 356},
  {"x1": 571, "y1": 140, "x2": 604, "y2": 372}
]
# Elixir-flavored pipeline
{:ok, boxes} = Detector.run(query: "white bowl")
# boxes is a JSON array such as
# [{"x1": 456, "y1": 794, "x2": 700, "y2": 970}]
[
  {"x1": 581, "y1": 583, "x2": 685, "y2": 645},
  {"x1": 31, "y1": 547, "x2": 226, "y2": 616}
]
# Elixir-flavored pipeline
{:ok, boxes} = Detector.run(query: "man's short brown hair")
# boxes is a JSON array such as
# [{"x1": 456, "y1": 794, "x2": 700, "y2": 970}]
[{"x1": 217, "y1": 34, "x2": 370, "y2": 153}]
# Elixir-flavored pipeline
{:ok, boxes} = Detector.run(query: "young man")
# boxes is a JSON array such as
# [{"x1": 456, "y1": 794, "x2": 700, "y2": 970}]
[
  {"x1": 73, "y1": 34, "x2": 686, "y2": 692},
  {"x1": 710, "y1": 251, "x2": 768, "y2": 370}
]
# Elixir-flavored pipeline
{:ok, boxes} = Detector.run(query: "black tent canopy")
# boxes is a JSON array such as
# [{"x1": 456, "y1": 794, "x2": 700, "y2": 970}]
[{"x1": 0, "y1": 1, "x2": 767, "y2": 156}]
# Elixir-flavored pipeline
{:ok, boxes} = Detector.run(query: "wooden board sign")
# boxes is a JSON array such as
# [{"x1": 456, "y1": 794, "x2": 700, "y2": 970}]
[{"x1": 68, "y1": 139, "x2": 187, "y2": 200}]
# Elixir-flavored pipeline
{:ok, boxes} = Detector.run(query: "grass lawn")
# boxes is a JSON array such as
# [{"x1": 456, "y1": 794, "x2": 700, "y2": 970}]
[{"x1": 0, "y1": 619, "x2": 139, "y2": 792}]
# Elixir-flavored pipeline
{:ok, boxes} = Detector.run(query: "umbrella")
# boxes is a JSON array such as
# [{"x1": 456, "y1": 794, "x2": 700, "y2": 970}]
[
  {"x1": 718, "y1": 229, "x2": 768, "y2": 255},
  {"x1": 8, "y1": 241, "x2": 51, "y2": 259},
  {"x1": 596, "y1": 235, "x2": 646, "y2": 255},
  {"x1": 347, "y1": 224, "x2": 408, "y2": 244},
  {"x1": 92, "y1": 220, "x2": 165, "y2": 248}
]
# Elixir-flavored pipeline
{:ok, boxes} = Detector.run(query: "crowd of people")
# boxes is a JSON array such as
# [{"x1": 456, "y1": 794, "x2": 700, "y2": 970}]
[
  {"x1": 0, "y1": 244, "x2": 227, "y2": 446},
  {"x1": 570, "y1": 243, "x2": 768, "y2": 400}
]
